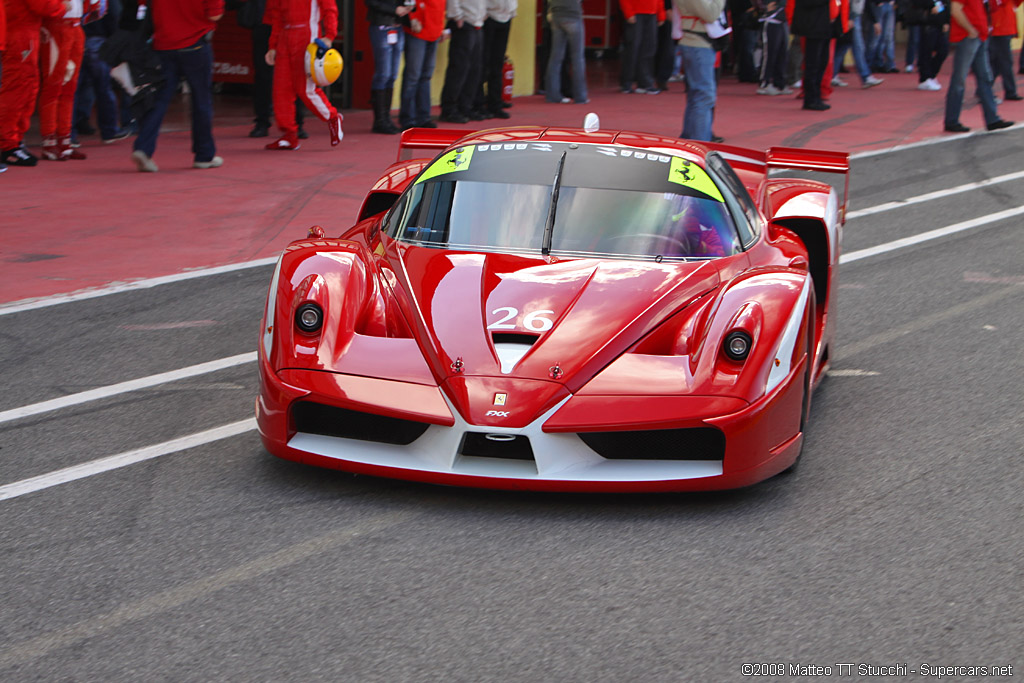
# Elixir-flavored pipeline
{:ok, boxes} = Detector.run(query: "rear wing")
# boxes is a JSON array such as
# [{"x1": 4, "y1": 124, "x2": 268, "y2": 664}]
[
  {"x1": 397, "y1": 128, "x2": 470, "y2": 161},
  {"x1": 765, "y1": 146, "x2": 850, "y2": 223}
]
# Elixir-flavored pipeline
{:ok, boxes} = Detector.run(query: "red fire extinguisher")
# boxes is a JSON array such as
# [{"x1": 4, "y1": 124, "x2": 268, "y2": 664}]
[{"x1": 502, "y1": 56, "x2": 514, "y2": 104}]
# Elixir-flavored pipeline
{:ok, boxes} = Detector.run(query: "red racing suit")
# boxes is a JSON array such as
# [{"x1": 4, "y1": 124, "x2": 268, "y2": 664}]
[
  {"x1": 265, "y1": 0, "x2": 339, "y2": 141},
  {"x1": 39, "y1": 1, "x2": 96, "y2": 145},
  {"x1": 0, "y1": 0, "x2": 67, "y2": 151}
]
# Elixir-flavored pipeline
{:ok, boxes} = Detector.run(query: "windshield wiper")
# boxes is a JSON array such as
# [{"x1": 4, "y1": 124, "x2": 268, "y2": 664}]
[{"x1": 541, "y1": 151, "x2": 567, "y2": 256}]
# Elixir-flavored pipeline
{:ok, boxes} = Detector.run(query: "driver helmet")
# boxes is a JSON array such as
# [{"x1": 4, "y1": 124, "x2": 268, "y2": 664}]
[{"x1": 306, "y1": 39, "x2": 343, "y2": 87}]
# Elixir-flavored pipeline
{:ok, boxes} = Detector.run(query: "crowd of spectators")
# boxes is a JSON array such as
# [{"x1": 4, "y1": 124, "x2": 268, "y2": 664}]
[{"x1": 0, "y1": 0, "x2": 1019, "y2": 174}]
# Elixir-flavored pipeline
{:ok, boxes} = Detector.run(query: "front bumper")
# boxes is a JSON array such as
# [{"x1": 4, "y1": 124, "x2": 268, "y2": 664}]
[{"x1": 257, "y1": 359, "x2": 806, "y2": 492}]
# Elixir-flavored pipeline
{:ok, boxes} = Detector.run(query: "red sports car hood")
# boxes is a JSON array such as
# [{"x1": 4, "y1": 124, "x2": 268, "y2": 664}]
[{"x1": 390, "y1": 246, "x2": 719, "y2": 424}]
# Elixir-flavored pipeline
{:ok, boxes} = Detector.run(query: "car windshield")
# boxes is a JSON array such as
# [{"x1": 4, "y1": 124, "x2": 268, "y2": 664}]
[{"x1": 386, "y1": 141, "x2": 742, "y2": 260}]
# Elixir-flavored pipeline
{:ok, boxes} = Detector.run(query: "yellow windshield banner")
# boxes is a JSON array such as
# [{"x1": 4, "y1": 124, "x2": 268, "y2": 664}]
[
  {"x1": 415, "y1": 146, "x2": 476, "y2": 184},
  {"x1": 668, "y1": 157, "x2": 724, "y2": 202}
]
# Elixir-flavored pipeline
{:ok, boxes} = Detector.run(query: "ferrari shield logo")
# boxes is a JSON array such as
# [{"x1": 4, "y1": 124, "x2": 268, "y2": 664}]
[{"x1": 493, "y1": 393, "x2": 507, "y2": 406}]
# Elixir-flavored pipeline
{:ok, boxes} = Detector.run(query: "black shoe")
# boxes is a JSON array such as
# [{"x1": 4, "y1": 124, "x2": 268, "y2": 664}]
[
  {"x1": 1005, "y1": 93, "x2": 1023, "y2": 101},
  {"x1": 2, "y1": 146, "x2": 38, "y2": 166},
  {"x1": 501, "y1": 101, "x2": 512, "y2": 108},
  {"x1": 76, "y1": 121, "x2": 96, "y2": 136},
  {"x1": 248, "y1": 124, "x2": 269, "y2": 138},
  {"x1": 467, "y1": 110, "x2": 487, "y2": 121},
  {"x1": 711, "y1": 134, "x2": 725, "y2": 143},
  {"x1": 489, "y1": 109, "x2": 510, "y2": 119},
  {"x1": 802, "y1": 101, "x2": 831, "y2": 111},
  {"x1": 986, "y1": 119, "x2": 1014, "y2": 131},
  {"x1": 885, "y1": 67, "x2": 899, "y2": 73},
  {"x1": 418, "y1": 120, "x2": 438, "y2": 128},
  {"x1": 944, "y1": 122, "x2": 970, "y2": 132},
  {"x1": 439, "y1": 112, "x2": 469, "y2": 124},
  {"x1": 297, "y1": 126, "x2": 310, "y2": 139},
  {"x1": 102, "y1": 129, "x2": 131, "y2": 144}
]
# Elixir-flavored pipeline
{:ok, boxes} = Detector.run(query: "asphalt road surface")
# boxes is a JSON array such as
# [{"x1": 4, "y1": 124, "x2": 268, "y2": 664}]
[{"x1": 1, "y1": 132, "x2": 1021, "y2": 682}]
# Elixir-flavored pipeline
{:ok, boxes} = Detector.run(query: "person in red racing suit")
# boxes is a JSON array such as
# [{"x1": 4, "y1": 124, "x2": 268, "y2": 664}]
[
  {"x1": 0, "y1": 0, "x2": 69, "y2": 167},
  {"x1": 39, "y1": 0, "x2": 97, "y2": 161},
  {"x1": 263, "y1": 0, "x2": 343, "y2": 150}
]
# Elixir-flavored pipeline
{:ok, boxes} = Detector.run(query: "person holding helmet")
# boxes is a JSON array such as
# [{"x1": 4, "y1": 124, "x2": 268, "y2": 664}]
[{"x1": 264, "y1": 0, "x2": 344, "y2": 149}]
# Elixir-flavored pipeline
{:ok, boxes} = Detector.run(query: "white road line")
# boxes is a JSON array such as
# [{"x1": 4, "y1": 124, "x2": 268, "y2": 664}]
[
  {"x1": 0, "y1": 257, "x2": 277, "y2": 317},
  {"x1": 0, "y1": 418, "x2": 255, "y2": 502},
  {"x1": 849, "y1": 123, "x2": 1023, "y2": 159},
  {"x1": 0, "y1": 352, "x2": 256, "y2": 425},
  {"x1": 841, "y1": 204, "x2": 1024, "y2": 263},
  {"x1": 846, "y1": 169, "x2": 1024, "y2": 219}
]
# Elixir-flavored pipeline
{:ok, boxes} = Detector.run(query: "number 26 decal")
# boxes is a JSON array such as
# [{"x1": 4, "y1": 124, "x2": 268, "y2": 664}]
[{"x1": 487, "y1": 307, "x2": 555, "y2": 332}]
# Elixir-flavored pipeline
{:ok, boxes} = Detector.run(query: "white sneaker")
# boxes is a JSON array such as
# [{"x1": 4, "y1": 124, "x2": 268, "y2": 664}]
[
  {"x1": 131, "y1": 149, "x2": 158, "y2": 173},
  {"x1": 831, "y1": 76, "x2": 849, "y2": 87},
  {"x1": 193, "y1": 156, "x2": 223, "y2": 169},
  {"x1": 863, "y1": 75, "x2": 884, "y2": 88},
  {"x1": 905, "y1": 64, "x2": 915, "y2": 73},
  {"x1": 757, "y1": 84, "x2": 782, "y2": 95},
  {"x1": 919, "y1": 78, "x2": 942, "y2": 91}
]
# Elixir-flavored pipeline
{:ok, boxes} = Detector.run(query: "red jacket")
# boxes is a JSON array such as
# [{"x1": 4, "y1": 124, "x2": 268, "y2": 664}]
[
  {"x1": 405, "y1": 0, "x2": 445, "y2": 42},
  {"x1": 149, "y1": 0, "x2": 224, "y2": 50},
  {"x1": 265, "y1": 0, "x2": 338, "y2": 50},
  {"x1": 0, "y1": 1, "x2": 6, "y2": 51},
  {"x1": 989, "y1": 0, "x2": 1020, "y2": 37},
  {"x1": 619, "y1": 0, "x2": 666, "y2": 21},
  {"x1": 950, "y1": 0, "x2": 988, "y2": 41},
  {"x1": 3, "y1": 0, "x2": 66, "y2": 35}
]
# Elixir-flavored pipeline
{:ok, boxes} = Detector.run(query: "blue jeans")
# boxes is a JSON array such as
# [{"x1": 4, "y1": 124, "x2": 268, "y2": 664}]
[
  {"x1": 134, "y1": 40, "x2": 216, "y2": 162},
  {"x1": 400, "y1": 35, "x2": 438, "y2": 127},
  {"x1": 870, "y1": 2, "x2": 895, "y2": 70},
  {"x1": 680, "y1": 45, "x2": 716, "y2": 141},
  {"x1": 944, "y1": 37, "x2": 999, "y2": 127},
  {"x1": 74, "y1": 35, "x2": 121, "y2": 139},
  {"x1": 546, "y1": 15, "x2": 588, "y2": 103},
  {"x1": 849, "y1": 11, "x2": 872, "y2": 81},
  {"x1": 369, "y1": 25, "x2": 404, "y2": 90},
  {"x1": 905, "y1": 25, "x2": 919, "y2": 67},
  {"x1": 988, "y1": 35, "x2": 1018, "y2": 98}
]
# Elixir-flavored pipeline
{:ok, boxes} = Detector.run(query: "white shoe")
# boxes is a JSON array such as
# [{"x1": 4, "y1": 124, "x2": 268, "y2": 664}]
[
  {"x1": 193, "y1": 156, "x2": 223, "y2": 169},
  {"x1": 757, "y1": 84, "x2": 782, "y2": 95},
  {"x1": 793, "y1": 79, "x2": 802, "y2": 88},
  {"x1": 863, "y1": 75, "x2": 884, "y2": 88},
  {"x1": 921, "y1": 78, "x2": 942, "y2": 91},
  {"x1": 905, "y1": 64, "x2": 915, "y2": 73},
  {"x1": 131, "y1": 149, "x2": 158, "y2": 173},
  {"x1": 831, "y1": 76, "x2": 849, "y2": 87}
]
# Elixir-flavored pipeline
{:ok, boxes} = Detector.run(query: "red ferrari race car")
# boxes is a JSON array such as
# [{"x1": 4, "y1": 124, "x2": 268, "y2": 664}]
[{"x1": 257, "y1": 120, "x2": 848, "y2": 492}]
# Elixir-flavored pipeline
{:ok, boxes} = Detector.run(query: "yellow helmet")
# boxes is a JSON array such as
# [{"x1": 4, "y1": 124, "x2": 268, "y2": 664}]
[{"x1": 306, "y1": 39, "x2": 343, "y2": 87}]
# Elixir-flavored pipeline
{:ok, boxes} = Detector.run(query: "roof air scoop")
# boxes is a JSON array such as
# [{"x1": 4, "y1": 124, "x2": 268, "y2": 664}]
[
  {"x1": 583, "y1": 113, "x2": 600, "y2": 133},
  {"x1": 492, "y1": 332, "x2": 539, "y2": 374}
]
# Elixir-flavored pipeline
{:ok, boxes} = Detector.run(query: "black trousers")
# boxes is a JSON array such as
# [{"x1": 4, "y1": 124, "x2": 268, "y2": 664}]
[
  {"x1": 802, "y1": 37, "x2": 830, "y2": 105},
  {"x1": 441, "y1": 23, "x2": 484, "y2": 116},
  {"x1": 477, "y1": 18, "x2": 511, "y2": 113},
  {"x1": 620, "y1": 14, "x2": 658, "y2": 90}
]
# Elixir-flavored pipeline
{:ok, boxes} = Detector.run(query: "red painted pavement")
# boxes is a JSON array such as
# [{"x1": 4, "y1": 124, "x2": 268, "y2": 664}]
[{"x1": 1, "y1": 66, "x2": 1017, "y2": 306}]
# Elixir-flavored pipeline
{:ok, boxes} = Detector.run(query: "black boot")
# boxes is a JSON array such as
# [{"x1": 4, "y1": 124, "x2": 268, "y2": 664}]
[
  {"x1": 371, "y1": 89, "x2": 399, "y2": 134},
  {"x1": 383, "y1": 86, "x2": 401, "y2": 133}
]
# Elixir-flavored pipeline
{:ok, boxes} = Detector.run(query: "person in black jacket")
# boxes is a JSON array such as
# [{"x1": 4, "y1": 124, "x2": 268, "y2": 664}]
[
  {"x1": 366, "y1": 0, "x2": 412, "y2": 133},
  {"x1": 907, "y1": 0, "x2": 947, "y2": 90},
  {"x1": 791, "y1": 0, "x2": 834, "y2": 110},
  {"x1": 73, "y1": 0, "x2": 131, "y2": 142}
]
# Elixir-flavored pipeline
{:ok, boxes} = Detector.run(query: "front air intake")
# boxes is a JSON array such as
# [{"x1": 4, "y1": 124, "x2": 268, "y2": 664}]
[
  {"x1": 291, "y1": 401, "x2": 429, "y2": 445},
  {"x1": 578, "y1": 427, "x2": 725, "y2": 461},
  {"x1": 459, "y1": 432, "x2": 535, "y2": 460}
]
